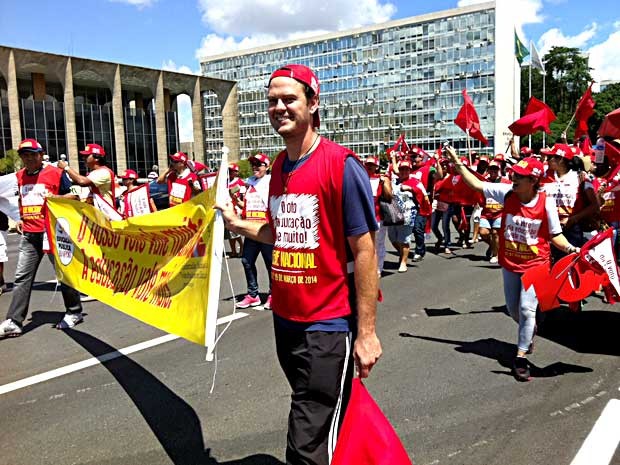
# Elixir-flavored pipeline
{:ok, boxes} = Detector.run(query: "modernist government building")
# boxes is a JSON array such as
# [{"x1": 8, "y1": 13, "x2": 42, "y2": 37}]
[
  {"x1": 201, "y1": 1, "x2": 519, "y2": 160},
  {"x1": 1, "y1": 1, "x2": 518, "y2": 171},
  {"x1": 0, "y1": 46, "x2": 240, "y2": 175}
]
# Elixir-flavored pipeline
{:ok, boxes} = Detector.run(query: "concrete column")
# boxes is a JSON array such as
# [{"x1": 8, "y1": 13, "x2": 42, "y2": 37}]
[
  {"x1": 63, "y1": 58, "x2": 78, "y2": 163},
  {"x1": 191, "y1": 78, "x2": 205, "y2": 162},
  {"x1": 7, "y1": 50, "x2": 22, "y2": 147},
  {"x1": 155, "y1": 71, "x2": 168, "y2": 168},
  {"x1": 32, "y1": 73, "x2": 46, "y2": 101},
  {"x1": 218, "y1": 83, "x2": 240, "y2": 163},
  {"x1": 112, "y1": 64, "x2": 127, "y2": 173},
  {"x1": 163, "y1": 88, "x2": 171, "y2": 112}
]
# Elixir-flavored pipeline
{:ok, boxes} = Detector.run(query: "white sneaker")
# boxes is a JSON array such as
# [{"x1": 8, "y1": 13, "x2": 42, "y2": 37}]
[
  {"x1": 398, "y1": 263, "x2": 408, "y2": 273},
  {"x1": 412, "y1": 254, "x2": 423, "y2": 262},
  {"x1": 489, "y1": 256, "x2": 499, "y2": 264},
  {"x1": 56, "y1": 313, "x2": 84, "y2": 329},
  {"x1": 0, "y1": 319, "x2": 22, "y2": 338}
]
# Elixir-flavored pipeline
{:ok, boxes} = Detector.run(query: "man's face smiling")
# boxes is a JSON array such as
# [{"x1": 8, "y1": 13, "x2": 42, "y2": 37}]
[
  {"x1": 19, "y1": 151, "x2": 43, "y2": 173},
  {"x1": 267, "y1": 77, "x2": 318, "y2": 139}
]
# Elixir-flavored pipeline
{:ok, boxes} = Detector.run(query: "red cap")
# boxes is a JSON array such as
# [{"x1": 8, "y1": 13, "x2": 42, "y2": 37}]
[
  {"x1": 460, "y1": 157, "x2": 470, "y2": 167},
  {"x1": 398, "y1": 160, "x2": 413, "y2": 169},
  {"x1": 249, "y1": 153, "x2": 271, "y2": 167},
  {"x1": 540, "y1": 147, "x2": 554, "y2": 155},
  {"x1": 520, "y1": 146, "x2": 533, "y2": 156},
  {"x1": 364, "y1": 156, "x2": 379, "y2": 166},
  {"x1": 269, "y1": 64, "x2": 320, "y2": 128},
  {"x1": 169, "y1": 151, "x2": 188, "y2": 164},
  {"x1": 228, "y1": 163, "x2": 239, "y2": 172},
  {"x1": 493, "y1": 153, "x2": 505, "y2": 162},
  {"x1": 512, "y1": 157, "x2": 544, "y2": 178},
  {"x1": 80, "y1": 143, "x2": 105, "y2": 156},
  {"x1": 120, "y1": 169, "x2": 138, "y2": 180},
  {"x1": 548, "y1": 143, "x2": 576, "y2": 160},
  {"x1": 17, "y1": 138, "x2": 43, "y2": 153}
]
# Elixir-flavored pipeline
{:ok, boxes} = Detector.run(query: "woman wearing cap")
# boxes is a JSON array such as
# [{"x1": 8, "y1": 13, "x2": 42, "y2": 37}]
[
  {"x1": 543, "y1": 144, "x2": 599, "y2": 256},
  {"x1": 118, "y1": 169, "x2": 157, "y2": 218},
  {"x1": 446, "y1": 146, "x2": 580, "y2": 382},
  {"x1": 157, "y1": 151, "x2": 202, "y2": 208},
  {"x1": 226, "y1": 163, "x2": 245, "y2": 258},
  {"x1": 388, "y1": 160, "x2": 419, "y2": 272}
]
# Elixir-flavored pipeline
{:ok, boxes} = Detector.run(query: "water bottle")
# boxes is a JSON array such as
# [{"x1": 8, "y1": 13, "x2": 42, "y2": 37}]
[{"x1": 594, "y1": 138, "x2": 605, "y2": 164}]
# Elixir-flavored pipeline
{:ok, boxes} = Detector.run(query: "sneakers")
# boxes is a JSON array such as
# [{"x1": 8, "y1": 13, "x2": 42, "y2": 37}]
[
  {"x1": 0, "y1": 319, "x2": 22, "y2": 338},
  {"x1": 0, "y1": 283, "x2": 7, "y2": 296},
  {"x1": 512, "y1": 356, "x2": 531, "y2": 382},
  {"x1": 398, "y1": 263, "x2": 408, "y2": 273},
  {"x1": 263, "y1": 295, "x2": 272, "y2": 310},
  {"x1": 56, "y1": 312, "x2": 84, "y2": 330},
  {"x1": 444, "y1": 247, "x2": 453, "y2": 254},
  {"x1": 489, "y1": 256, "x2": 499, "y2": 264},
  {"x1": 236, "y1": 294, "x2": 261, "y2": 308},
  {"x1": 412, "y1": 254, "x2": 424, "y2": 262}
]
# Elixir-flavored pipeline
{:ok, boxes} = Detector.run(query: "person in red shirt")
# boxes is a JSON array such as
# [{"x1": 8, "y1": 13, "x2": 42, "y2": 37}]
[
  {"x1": 479, "y1": 161, "x2": 511, "y2": 263},
  {"x1": 118, "y1": 169, "x2": 157, "y2": 218},
  {"x1": 217, "y1": 64, "x2": 381, "y2": 465},
  {"x1": 156, "y1": 151, "x2": 202, "y2": 208},
  {"x1": 446, "y1": 147, "x2": 580, "y2": 382},
  {"x1": 226, "y1": 163, "x2": 245, "y2": 258},
  {"x1": 0, "y1": 139, "x2": 84, "y2": 338},
  {"x1": 364, "y1": 156, "x2": 391, "y2": 275}
]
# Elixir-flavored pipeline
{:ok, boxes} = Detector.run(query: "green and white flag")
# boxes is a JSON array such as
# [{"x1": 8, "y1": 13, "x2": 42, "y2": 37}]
[{"x1": 515, "y1": 30, "x2": 529, "y2": 65}]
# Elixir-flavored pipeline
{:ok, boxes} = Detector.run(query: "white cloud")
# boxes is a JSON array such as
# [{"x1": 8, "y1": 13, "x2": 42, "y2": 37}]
[
  {"x1": 108, "y1": 0, "x2": 156, "y2": 9},
  {"x1": 195, "y1": 0, "x2": 396, "y2": 58},
  {"x1": 458, "y1": 0, "x2": 543, "y2": 39},
  {"x1": 161, "y1": 60, "x2": 196, "y2": 142},
  {"x1": 588, "y1": 29, "x2": 620, "y2": 90},
  {"x1": 537, "y1": 22, "x2": 598, "y2": 55}
]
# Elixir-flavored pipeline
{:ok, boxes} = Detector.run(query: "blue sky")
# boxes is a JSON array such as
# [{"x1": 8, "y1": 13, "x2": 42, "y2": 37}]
[{"x1": 1, "y1": 0, "x2": 618, "y2": 141}]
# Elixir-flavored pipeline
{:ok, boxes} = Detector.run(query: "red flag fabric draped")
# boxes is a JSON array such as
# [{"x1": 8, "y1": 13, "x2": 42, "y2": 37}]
[
  {"x1": 454, "y1": 89, "x2": 489, "y2": 146},
  {"x1": 331, "y1": 379, "x2": 412, "y2": 465},
  {"x1": 509, "y1": 97, "x2": 557, "y2": 136},
  {"x1": 449, "y1": 166, "x2": 485, "y2": 206},
  {"x1": 574, "y1": 84, "x2": 595, "y2": 139}
]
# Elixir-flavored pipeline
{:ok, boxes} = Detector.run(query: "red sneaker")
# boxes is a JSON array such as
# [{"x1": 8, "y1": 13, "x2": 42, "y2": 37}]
[{"x1": 237, "y1": 294, "x2": 261, "y2": 309}]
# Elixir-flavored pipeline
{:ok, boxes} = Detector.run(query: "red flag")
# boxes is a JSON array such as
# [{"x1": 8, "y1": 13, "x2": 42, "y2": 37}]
[
  {"x1": 605, "y1": 141, "x2": 620, "y2": 166},
  {"x1": 332, "y1": 379, "x2": 412, "y2": 465},
  {"x1": 579, "y1": 135, "x2": 594, "y2": 155},
  {"x1": 449, "y1": 167, "x2": 485, "y2": 206},
  {"x1": 509, "y1": 97, "x2": 557, "y2": 136},
  {"x1": 574, "y1": 84, "x2": 595, "y2": 139},
  {"x1": 454, "y1": 90, "x2": 489, "y2": 146}
]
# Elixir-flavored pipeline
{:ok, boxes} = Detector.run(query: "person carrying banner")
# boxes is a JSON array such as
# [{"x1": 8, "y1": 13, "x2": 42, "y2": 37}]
[
  {"x1": 118, "y1": 169, "x2": 157, "y2": 218},
  {"x1": 58, "y1": 143, "x2": 115, "y2": 205},
  {"x1": 445, "y1": 146, "x2": 580, "y2": 382},
  {"x1": 217, "y1": 64, "x2": 381, "y2": 465},
  {"x1": 156, "y1": 151, "x2": 202, "y2": 208},
  {"x1": 0, "y1": 139, "x2": 84, "y2": 338},
  {"x1": 235, "y1": 153, "x2": 273, "y2": 309}
]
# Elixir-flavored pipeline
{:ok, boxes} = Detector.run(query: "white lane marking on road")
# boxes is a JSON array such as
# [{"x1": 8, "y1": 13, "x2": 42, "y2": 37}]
[
  {"x1": 0, "y1": 312, "x2": 248, "y2": 395},
  {"x1": 570, "y1": 399, "x2": 620, "y2": 465}
]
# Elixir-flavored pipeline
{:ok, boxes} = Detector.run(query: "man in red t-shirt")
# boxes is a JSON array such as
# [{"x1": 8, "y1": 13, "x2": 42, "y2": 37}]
[{"x1": 1, "y1": 139, "x2": 83, "y2": 338}]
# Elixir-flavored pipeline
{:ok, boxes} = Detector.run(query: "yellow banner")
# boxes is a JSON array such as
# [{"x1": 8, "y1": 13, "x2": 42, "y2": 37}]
[{"x1": 46, "y1": 186, "x2": 221, "y2": 347}]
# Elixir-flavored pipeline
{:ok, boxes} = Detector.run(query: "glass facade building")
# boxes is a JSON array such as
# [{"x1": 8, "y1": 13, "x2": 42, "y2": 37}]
[{"x1": 201, "y1": 2, "x2": 517, "y2": 159}]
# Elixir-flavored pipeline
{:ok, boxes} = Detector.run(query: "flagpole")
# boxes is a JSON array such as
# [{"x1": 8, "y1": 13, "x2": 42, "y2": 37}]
[
  {"x1": 542, "y1": 72, "x2": 547, "y2": 147},
  {"x1": 466, "y1": 129, "x2": 472, "y2": 165},
  {"x1": 528, "y1": 42, "x2": 532, "y2": 149}
]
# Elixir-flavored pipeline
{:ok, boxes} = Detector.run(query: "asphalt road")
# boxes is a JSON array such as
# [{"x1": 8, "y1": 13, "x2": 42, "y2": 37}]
[{"x1": 0, "y1": 231, "x2": 618, "y2": 465}]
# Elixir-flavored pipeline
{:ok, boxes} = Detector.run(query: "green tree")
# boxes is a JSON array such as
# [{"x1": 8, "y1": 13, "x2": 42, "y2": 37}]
[
  {"x1": 589, "y1": 82, "x2": 620, "y2": 139},
  {"x1": 0, "y1": 149, "x2": 21, "y2": 174}
]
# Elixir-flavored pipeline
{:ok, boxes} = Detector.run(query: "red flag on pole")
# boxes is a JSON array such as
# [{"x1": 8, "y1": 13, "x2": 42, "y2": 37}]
[
  {"x1": 454, "y1": 89, "x2": 489, "y2": 146},
  {"x1": 574, "y1": 84, "x2": 595, "y2": 139},
  {"x1": 331, "y1": 379, "x2": 412, "y2": 465},
  {"x1": 509, "y1": 97, "x2": 557, "y2": 136}
]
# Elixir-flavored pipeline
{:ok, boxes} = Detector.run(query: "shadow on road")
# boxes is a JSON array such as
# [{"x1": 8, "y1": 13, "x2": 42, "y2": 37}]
[
  {"x1": 23, "y1": 310, "x2": 86, "y2": 336},
  {"x1": 538, "y1": 309, "x2": 620, "y2": 356},
  {"x1": 424, "y1": 306, "x2": 505, "y2": 317},
  {"x1": 61, "y1": 328, "x2": 283, "y2": 465},
  {"x1": 399, "y1": 333, "x2": 593, "y2": 380}
]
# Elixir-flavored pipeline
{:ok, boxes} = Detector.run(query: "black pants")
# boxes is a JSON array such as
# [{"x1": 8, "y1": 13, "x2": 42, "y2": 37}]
[{"x1": 274, "y1": 324, "x2": 354, "y2": 465}]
